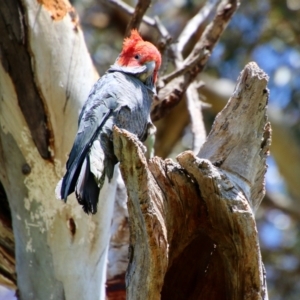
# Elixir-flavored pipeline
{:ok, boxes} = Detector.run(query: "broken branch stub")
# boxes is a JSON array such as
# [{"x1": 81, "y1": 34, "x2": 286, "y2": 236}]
[
  {"x1": 199, "y1": 61, "x2": 271, "y2": 211},
  {"x1": 113, "y1": 126, "x2": 169, "y2": 300},
  {"x1": 113, "y1": 62, "x2": 269, "y2": 299}
]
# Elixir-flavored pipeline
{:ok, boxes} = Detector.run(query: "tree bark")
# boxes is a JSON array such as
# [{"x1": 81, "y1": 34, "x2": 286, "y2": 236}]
[
  {"x1": 200, "y1": 74, "x2": 300, "y2": 212},
  {"x1": 0, "y1": 1, "x2": 118, "y2": 299},
  {"x1": 113, "y1": 62, "x2": 270, "y2": 299}
]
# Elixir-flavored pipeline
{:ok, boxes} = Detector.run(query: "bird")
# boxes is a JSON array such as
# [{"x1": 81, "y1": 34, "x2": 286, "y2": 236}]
[{"x1": 56, "y1": 29, "x2": 161, "y2": 214}]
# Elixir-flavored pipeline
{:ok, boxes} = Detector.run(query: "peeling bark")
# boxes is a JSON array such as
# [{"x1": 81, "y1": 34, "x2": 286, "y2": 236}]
[
  {"x1": 0, "y1": 0, "x2": 51, "y2": 159},
  {"x1": 0, "y1": 183, "x2": 15, "y2": 289},
  {"x1": 113, "y1": 62, "x2": 270, "y2": 299}
]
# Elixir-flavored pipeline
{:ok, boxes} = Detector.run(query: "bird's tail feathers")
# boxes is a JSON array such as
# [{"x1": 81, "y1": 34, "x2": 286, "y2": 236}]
[
  {"x1": 75, "y1": 155, "x2": 102, "y2": 214},
  {"x1": 55, "y1": 178, "x2": 63, "y2": 200},
  {"x1": 75, "y1": 141, "x2": 106, "y2": 214},
  {"x1": 89, "y1": 140, "x2": 105, "y2": 183},
  {"x1": 75, "y1": 156, "x2": 89, "y2": 199}
]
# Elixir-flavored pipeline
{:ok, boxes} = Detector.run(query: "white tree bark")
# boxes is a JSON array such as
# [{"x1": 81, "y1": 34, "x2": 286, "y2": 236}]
[{"x1": 0, "y1": 1, "x2": 117, "y2": 299}]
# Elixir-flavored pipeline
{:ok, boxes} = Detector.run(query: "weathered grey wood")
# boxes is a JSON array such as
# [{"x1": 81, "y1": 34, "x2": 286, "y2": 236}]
[
  {"x1": 199, "y1": 62, "x2": 271, "y2": 211},
  {"x1": 113, "y1": 128, "x2": 168, "y2": 300},
  {"x1": 200, "y1": 73, "x2": 300, "y2": 212},
  {"x1": 113, "y1": 62, "x2": 270, "y2": 299},
  {"x1": 177, "y1": 153, "x2": 268, "y2": 300}
]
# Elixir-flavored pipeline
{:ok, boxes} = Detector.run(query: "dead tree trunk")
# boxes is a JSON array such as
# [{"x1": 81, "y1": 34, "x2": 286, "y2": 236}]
[{"x1": 113, "y1": 62, "x2": 270, "y2": 300}]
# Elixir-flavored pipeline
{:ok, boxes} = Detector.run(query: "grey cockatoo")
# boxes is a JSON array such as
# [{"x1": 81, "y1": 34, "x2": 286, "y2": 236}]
[{"x1": 56, "y1": 29, "x2": 161, "y2": 214}]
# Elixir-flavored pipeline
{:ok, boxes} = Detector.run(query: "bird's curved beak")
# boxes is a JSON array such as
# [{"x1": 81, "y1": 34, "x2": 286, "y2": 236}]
[
  {"x1": 144, "y1": 61, "x2": 156, "y2": 93},
  {"x1": 144, "y1": 60, "x2": 155, "y2": 76}
]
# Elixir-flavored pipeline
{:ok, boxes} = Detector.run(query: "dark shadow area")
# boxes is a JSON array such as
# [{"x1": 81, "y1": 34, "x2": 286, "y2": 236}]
[{"x1": 161, "y1": 232, "x2": 227, "y2": 300}]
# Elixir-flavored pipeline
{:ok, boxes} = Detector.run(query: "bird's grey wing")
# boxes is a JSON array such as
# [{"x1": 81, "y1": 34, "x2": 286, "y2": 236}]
[{"x1": 60, "y1": 95, "x2": 116, "y2": 200}]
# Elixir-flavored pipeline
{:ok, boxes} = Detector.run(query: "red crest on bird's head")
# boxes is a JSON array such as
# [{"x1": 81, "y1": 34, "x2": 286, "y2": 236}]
[
  {"x1": 122, "y1": 29, "x2": 144, "y2": 50},
  {"x1": 117, "y1": 29, "x2": 161, "y2": 83}
]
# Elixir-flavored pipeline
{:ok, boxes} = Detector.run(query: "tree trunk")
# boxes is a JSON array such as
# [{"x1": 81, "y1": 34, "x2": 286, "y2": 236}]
[
  {"x1": 113, "y1": 62, "x2": 270, "y2": 299},
  {"x1": 0, "y1": 1, "x2": 118, "y2": 299}
]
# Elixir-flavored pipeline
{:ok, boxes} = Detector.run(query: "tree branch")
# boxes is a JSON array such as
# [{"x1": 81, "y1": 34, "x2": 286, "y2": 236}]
[
  {"x1": 152, "y1": 0, "x2": 218, "y2": 154},
  {"x1": 125, "y1": 0, "x2": 152, "y2": 36},
  {"x1": 177, "y1": 0, "x2": 219, "y2": 54},
  {"x1": 104, "y1": 0, "x2": 155, "y2": 26},
  {"x1": 152, "y1": 0, "x2": 240, "y2": 122}
]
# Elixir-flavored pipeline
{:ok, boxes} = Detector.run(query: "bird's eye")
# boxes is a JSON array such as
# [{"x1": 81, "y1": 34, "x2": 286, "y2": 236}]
[{"x1": 134, "y1": 54, "x2": 140, "y2": 60}]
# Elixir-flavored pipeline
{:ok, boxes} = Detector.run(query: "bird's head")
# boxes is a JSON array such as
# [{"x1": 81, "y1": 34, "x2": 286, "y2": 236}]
[{"x1": 116, "y1": 29, "x2": 161, "y2": 88}]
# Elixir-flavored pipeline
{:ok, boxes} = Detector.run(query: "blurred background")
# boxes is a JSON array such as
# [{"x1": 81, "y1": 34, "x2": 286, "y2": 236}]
[{"x1": 1, "y1": 0, "x2": 300, "y2": 299}]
